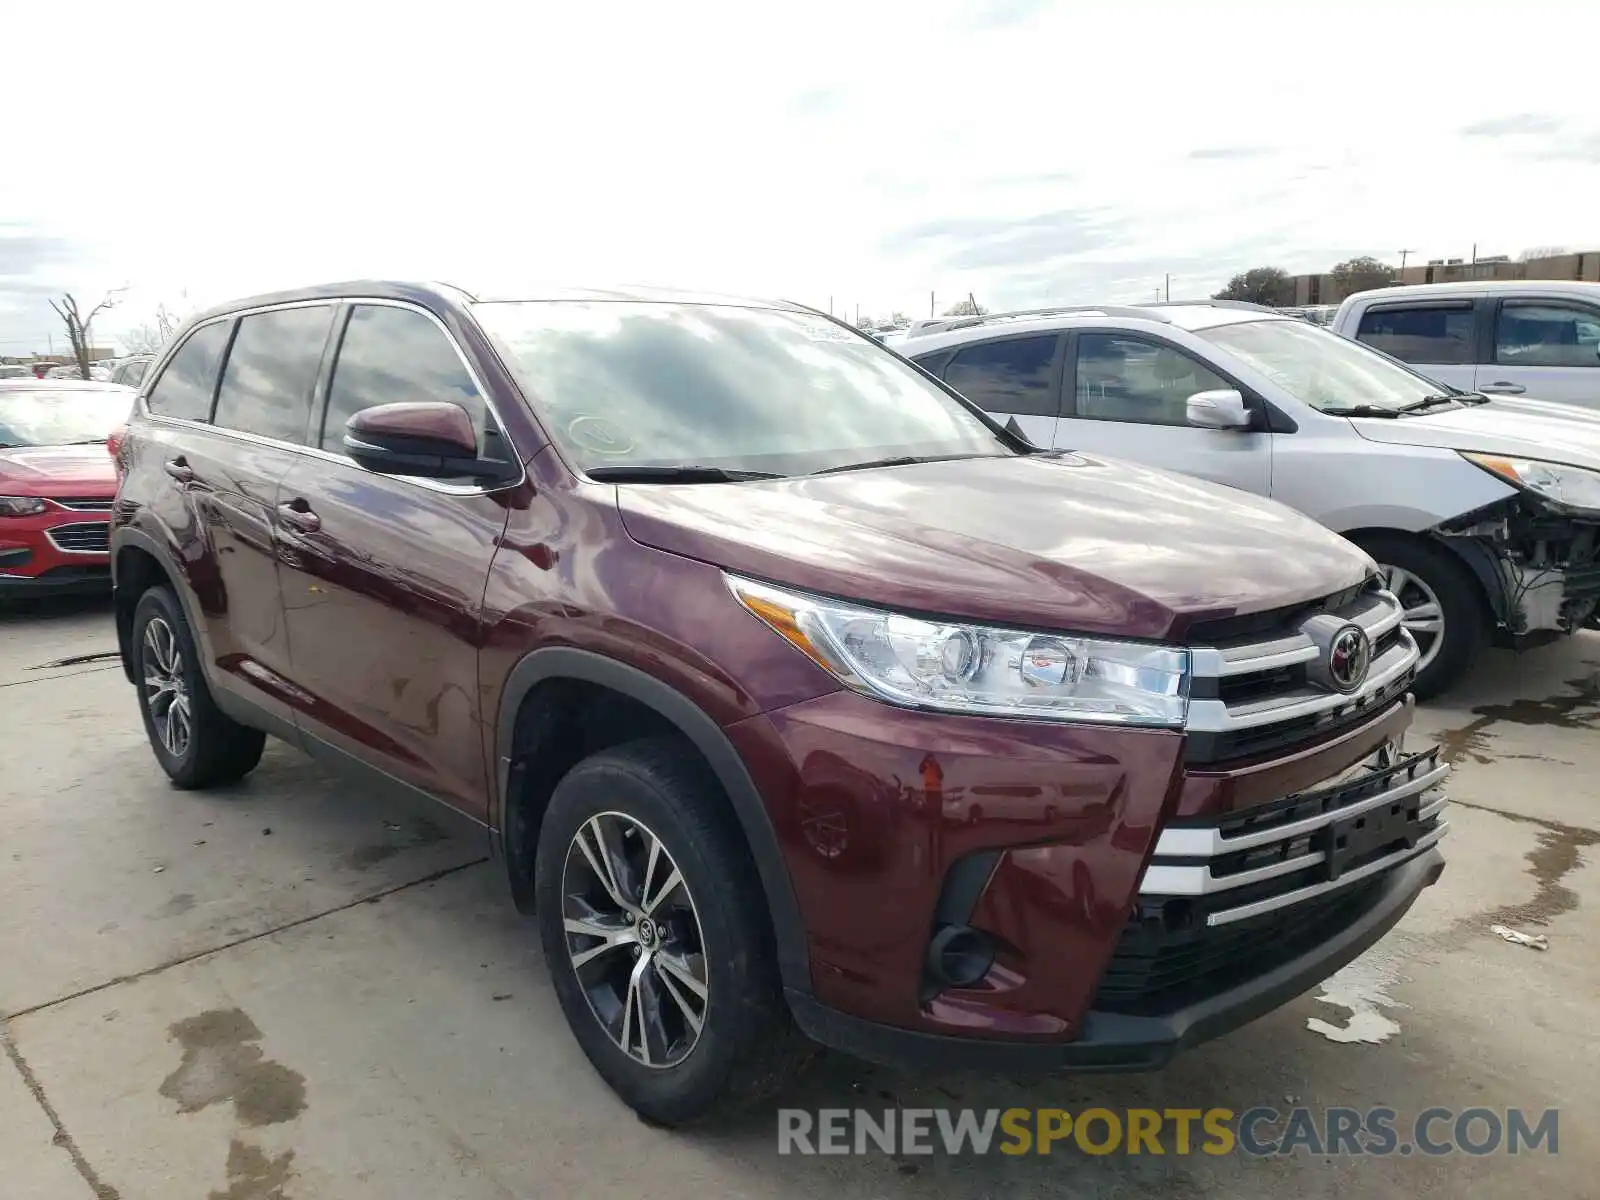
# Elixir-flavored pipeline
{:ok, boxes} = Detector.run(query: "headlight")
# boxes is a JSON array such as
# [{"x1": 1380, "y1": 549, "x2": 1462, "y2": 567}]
[
  {"x1": 0, "y1": 496, "x2": 48, "y2": 517},
  {"x1": 728, "y1": 575, "x2": 1189, "y2": 726},
  {"x1": 1462, "y1": 452, "x2": 1600, "y2": 511}
]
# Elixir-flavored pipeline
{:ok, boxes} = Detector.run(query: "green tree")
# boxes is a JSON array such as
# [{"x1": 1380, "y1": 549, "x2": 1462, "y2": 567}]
[
  {"x1": 1329, "y1": 256, "x2": 1395, "y2": 297},
  {"x1": 1212, "y1": 267, "x2": 1292, "y2": 306},
  {"x1": 943, "y1": 296, "x2": 988, "y2": 317}
]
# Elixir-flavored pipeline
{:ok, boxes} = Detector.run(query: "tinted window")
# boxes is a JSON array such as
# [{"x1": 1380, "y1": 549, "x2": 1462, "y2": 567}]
[
  {"x1": 145, "y1": 322, "x2": 230, "y2": 421},
  {"x1": 942, "y1": 335, "x2": 1058, "y2": 417},
  {"x1": 1355, "y1": 305, "x2": 1474, "y2": 364},
  {"x1": 125, "y1": 360, "x2": 148, "y2": 386},
  {"x1": 322, "y1": 305, "x2": 485, "y2": 453},
  {"x1": 473, "y1": 301, "x2": 1011, "y2": 476},
  {"x1": 212, "y1": 306, "x2": 335, "y2": 444},
  {"x1": 1495, "y1": 302, "x2": 1600, "y2": 368},
  {"x1": 1074, "y1": 335, "x2": 1230, "y2": 425}
]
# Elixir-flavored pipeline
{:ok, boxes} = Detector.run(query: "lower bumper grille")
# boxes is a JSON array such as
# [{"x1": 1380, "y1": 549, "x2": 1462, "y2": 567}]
[
  {"x1": 45, "y1": 521, "x2": 110, "y2": 554},
  {"x1": 1099, "y1": 745, "x2": 1450, "y2": 1015}
]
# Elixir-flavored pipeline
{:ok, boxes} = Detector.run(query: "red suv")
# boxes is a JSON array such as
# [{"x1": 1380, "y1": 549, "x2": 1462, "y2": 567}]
[
  {"x1": 0, "y1": 379, "x2": 131, "y2": 596},
  {"x1": 111, "y1": 282, "x2": 1448, "y2": 1124}
]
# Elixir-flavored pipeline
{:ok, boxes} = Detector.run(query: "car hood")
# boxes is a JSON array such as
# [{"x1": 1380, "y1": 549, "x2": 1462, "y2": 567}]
[
  {"x1": 0, "y1": 444, "x2": 116, "y2": 493},
  {"x1": 614, "y1": 453, "x2": 1375, "y2": 640},
  {"x1": 1350, "y1": 398, "x2": 1600, "y2": 470}
]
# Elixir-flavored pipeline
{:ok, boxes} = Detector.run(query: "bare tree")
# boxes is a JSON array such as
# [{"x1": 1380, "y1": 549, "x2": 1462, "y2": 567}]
[
  {"x1": 48, "y1": 289, "x2": 125, "y2": 377},
  {"x1": 943, "y1": 295, "x2": 988, "y2": 317},
  {"x1": 1213, "y1": 267, "x2": 1293, "y2": 306},
  {"x1": 119, "y1": 303, "x2": 187, "y2": 355},
  {"x1": 1519, "y1": 245, "x2": 1573, "y2": 262}
]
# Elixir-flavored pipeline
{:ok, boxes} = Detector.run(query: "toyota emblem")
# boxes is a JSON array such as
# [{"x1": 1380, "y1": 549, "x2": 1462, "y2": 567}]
[{"x1": 1327, "y1": 624, "x2": 1372, "y2": 693}]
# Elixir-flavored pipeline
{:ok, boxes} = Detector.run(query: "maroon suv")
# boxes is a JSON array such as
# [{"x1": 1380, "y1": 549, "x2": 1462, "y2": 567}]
[{"x1": 111, "y1": 282, "x2": 1448, "y2": 1124}]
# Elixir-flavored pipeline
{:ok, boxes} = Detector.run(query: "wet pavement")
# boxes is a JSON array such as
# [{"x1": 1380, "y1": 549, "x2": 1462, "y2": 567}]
[{"x1": 1, "y1": 595, "x2": 1594, "y2": 1198}]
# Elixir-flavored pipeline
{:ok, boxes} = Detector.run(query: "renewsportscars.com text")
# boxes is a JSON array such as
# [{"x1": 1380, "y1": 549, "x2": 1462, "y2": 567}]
[{"x1": 777, "y1": 1106, "x2": 1559, "y2": 1157}]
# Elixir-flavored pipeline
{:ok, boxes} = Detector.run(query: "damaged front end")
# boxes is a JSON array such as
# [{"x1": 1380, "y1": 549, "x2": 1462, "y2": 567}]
[{"x1": 1436, "y1": 485, "x2": 1600, "y2": 644}]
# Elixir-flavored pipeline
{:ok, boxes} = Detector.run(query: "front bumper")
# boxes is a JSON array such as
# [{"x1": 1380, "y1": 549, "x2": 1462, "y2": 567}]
[
  {"x1": 788, "y1": 847, "x2": 1443, "y2": 1074},
  {"x1": 0, "y1": 564, "x2": 111, "y2": 596}
]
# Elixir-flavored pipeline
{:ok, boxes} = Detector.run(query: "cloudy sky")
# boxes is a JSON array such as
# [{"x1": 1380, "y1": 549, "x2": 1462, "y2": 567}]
[{"x1": 3, "y1": 0, "x2": 1596, "y2": 352}]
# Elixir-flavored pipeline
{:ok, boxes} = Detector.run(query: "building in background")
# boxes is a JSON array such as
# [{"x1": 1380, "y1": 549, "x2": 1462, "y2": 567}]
[{"x1": 1291, "y1": 248, "x2": 1600, "y2": 305}]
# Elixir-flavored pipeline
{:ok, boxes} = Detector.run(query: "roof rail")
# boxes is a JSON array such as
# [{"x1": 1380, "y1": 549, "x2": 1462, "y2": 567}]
[
  {"x1": 904, "y1": 304, "x2": 1170, "y2": 338},
  {"x1": 1145, "y1": 299, "x2": 1279, "y2": 313}
]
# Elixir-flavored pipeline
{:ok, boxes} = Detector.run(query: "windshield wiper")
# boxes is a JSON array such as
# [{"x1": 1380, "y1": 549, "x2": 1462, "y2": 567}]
[
  {"x1": 585, "y1": 464, "x2": 783, "y2": 483},
  {"x1": 1451, "y1": 391, "x2": 1493, "y2": 405},
  {"x1": 1320, "y1": 404, "x2": 1402, "y2": 419},
  {"x1": 810, "y1": 452, "x2": 1001, "y2": 476},
  {"x1": 1395, "y1": 394, "x2": 1464, "y2": 414}
]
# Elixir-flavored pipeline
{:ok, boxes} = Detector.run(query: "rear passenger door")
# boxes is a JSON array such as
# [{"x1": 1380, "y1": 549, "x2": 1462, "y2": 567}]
[
  {"x1": 1481, "y1": 298, "x2": 1600, "y2": 405},
  {"x1": 1350, "y1": 300, "x2": 1479, "y2": 391},
  {"x1": 922, "y1": 334, "x2": 1062, "y2": 445},
  {"x1": 140, "y1": 304, "x2": 337, "y2": 728},
  {"x1": 1054, "y1": 331, "x2": 1273, "y2": 495},
  {"x1": 274, "y1": 302, "x2": 512, "y2": 822}
]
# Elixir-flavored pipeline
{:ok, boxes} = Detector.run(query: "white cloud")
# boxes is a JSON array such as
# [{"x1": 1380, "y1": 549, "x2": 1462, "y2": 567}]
[{"x1": 2, "y1": 0, "x2": 1596, "y2": 351}]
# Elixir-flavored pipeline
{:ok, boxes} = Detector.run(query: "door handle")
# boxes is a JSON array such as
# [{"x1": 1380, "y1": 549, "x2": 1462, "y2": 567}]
[
  {"x1": 276, "y1": 501, "x2": 321, "y2": 533},
  {"x1": 1481, "y1": 382, "x2": 1527, "y2": 395},
  {"x1": 164, "y1": 457, "x2": 194, "y2": 483}
]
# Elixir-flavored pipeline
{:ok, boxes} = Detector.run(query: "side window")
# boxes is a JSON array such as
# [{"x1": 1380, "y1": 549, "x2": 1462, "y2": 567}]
[
  {"x1": 127, "y1": 360, "x2": 149, "y2": 386},
  {"x1": 1355, "y1": 305, "x2": 1474, "y2": 364},
  {"x1": 1495, "y1": 302, "x2": 1600, "y2": 368},
  {"x1": 145, "y1": 322, "x2": 230, "y2": 421},
  {"x1": 321, "y1": 305, "x2": 485, "y2": 453},
  {"x1": 212, "y1": 306, "x2": 336, "y2": 444},
  {"x1": 942, "y1": 335, "x2": 1058, "y2": 417},
  {"x1": 1074, "y1": 335, "x2": 1230, "y2": 426}
]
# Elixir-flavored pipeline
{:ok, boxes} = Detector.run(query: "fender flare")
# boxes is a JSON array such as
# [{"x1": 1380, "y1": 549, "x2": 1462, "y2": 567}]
[
  {"x1": 111, "y1": 527, "x2": 207, "y2": 682},
  {"x1": 493, "y1": 646, "x2": 813, "y2": 996}
]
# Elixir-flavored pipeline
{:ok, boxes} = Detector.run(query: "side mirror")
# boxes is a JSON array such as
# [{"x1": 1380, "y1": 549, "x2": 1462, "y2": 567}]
[
  {"x1": 1186, "y1": 388, "x2": 1252, "y2": 430},
  {"x1": 343, "y1": 402, "x2": 515, "y2": 481}
]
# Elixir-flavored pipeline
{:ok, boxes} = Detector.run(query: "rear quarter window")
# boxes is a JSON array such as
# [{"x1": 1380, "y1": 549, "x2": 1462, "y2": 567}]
[{"x1": 145, "y1": 322, "x2": 232, "y2": 421}]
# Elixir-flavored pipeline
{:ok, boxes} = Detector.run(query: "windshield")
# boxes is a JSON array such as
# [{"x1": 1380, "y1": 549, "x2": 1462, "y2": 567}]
[
  {"x1": 473, "y1": 301, "x2": 1013, "y2": 475},
  {"x1": 0, "y1": 389, "x2": 131, "y2": 448},
  {"x1": 1198, "y1": 318, "x2": 1445, "y2": 413}
]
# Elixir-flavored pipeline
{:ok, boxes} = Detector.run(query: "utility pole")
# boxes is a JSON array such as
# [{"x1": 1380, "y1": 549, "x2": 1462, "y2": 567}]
[
  {"x1": 1164, "y1": 273, "x2": 1171, "y2": 302},
  {"x1": 930, "y1": 291, "x2": 936, "y2": 317},
  {"x1": 1471, "y1": 243, "x2": 1478, "y2": 265},
  {"x1": 1398, "y1": 248, "x2": 1418, "y2": 270},
  {"x1": 828, "y1": 295, "x2": 834, "y2": 315},
  {"x1": 855, "y1": 303, "x2": 860, "y2": 326}
]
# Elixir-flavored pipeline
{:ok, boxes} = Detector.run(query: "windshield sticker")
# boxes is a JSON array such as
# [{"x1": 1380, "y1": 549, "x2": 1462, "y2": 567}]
[{"x1": 567, "y1": 415, "x2": 636, "y2": 457}]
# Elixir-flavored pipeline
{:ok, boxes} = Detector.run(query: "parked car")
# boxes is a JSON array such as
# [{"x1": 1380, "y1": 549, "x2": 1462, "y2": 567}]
[
  {"x1": 111, "y1": 281, "x2": 1447, "y2": 1124},
  {"x1": 1333, "y1": 280, "x2": 1600, "y2": 406},
  {"x1": 0, "y1": 364, "x2": 34, "y2": 379},
  {"x1": 109, "y1": 355, "x2": 154, "y2": 388},
  {"x1": 0, "y1": 379, "x2": 133, "y2": 597},
  {"x1": 901, "y1": 301, "x2": 1600, "y2": 696}
]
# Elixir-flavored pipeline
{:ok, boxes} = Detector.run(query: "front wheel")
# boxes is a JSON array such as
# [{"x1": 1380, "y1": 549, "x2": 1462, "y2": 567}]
[
  {"x1": 1353, "y1": 533, "x2": 1488, "y2": 701},
  {"x1": 534, "y1": 738, "x2": 810, "y2": 1125}
]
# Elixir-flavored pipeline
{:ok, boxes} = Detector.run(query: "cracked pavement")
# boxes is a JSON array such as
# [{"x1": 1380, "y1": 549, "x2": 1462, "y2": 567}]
[{"x1": 1, "y1": 595, "x2": 1595, "y2": 1198}]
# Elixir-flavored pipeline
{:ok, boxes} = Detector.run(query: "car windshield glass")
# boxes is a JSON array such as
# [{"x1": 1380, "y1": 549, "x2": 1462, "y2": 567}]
[
  {"x1": 473, "y1": 301, "x2": 1013, "y2": 476},
  {"x1": 0, "y1": 389, "x2": 130, "y2": 447},
  {"x1": 1198, "y1": 318, "x2": 1444, "y2": 413}
]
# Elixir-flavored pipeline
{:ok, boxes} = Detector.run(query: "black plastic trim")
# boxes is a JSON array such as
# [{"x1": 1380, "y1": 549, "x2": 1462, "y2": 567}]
[
  {"x1": 788, "y1": 848, "x2": 1443, "y2": 1074},
  {"x1": 492, "y1": 646, "x2": 812, "y2": 995}
]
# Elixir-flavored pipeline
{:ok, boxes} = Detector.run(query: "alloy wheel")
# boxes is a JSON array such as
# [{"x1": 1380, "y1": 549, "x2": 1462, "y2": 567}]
[
  {"x1": 561, "y1": 812, "x2": 709, "y2": 1069},
  {"x1": 141, "y1": 616, "x2": 192, "y2": 759},
  {"x1": 1379, "y1": 562, "x2": 1445, "y2": 674}
]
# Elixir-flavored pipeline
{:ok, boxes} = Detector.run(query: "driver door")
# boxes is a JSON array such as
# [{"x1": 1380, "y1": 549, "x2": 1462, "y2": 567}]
[{"x1": 1053, "y1": 331, "x2": 1273, "y2": 497}]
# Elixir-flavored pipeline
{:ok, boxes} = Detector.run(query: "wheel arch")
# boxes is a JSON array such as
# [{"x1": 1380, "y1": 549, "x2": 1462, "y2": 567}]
[
  {"x1": 493, "y1": 647, "x2": 812, "y2": 996},
  {"x1": 113, "y1": 529, "x2": 204, "y2": 683},
  {"x1": 1341, "y1": 525, "x2": 1506, "y2": 626}
]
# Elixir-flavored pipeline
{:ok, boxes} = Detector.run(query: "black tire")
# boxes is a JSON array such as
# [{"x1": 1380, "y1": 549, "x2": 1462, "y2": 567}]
[
  {"x1": 1352, "y1": 532, "x2": 1488, "y2": 701},
  {"x1": 535, "y1": 737, "x2": 811, "y2": 1125},
  {"x1": 131, "y1": 585, "x2": 266, "y2": 788}
]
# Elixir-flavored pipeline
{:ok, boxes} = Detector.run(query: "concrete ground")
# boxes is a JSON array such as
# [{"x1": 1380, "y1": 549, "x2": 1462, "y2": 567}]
[{"x1": 1, "y1": 594, "x2": 1594, "y2": 1199}]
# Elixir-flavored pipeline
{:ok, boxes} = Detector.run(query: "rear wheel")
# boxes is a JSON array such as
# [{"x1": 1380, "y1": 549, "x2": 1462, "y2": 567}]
[
  {"x1": 131, "y1": 586, "x2": 265, "y2": 788},
  {"x1": 535, "y1": 738, "x2": 810, "y2": 1125},
  {"x1": 1352, "y1": 533, "x2": 1488, "y2": 701}
]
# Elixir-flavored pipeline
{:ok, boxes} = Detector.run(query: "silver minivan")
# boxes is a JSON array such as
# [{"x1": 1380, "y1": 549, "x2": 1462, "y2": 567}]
[{"x1": 904, "y1": 301, "x2": 1600, "y2": 697}]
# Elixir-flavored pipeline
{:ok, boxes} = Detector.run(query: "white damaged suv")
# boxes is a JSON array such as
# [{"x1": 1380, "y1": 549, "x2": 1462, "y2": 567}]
[{"x1": 902, "y1": 301, "x2": 1600, "y2": 697}]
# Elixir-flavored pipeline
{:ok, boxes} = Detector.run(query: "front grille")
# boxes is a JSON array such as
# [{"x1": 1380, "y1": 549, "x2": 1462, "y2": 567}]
[
  {"x1": 1183, "y1": 582, "x2": 1418, "y2": 765},
  {"x1": 52, "y1": 497, "x2": 114, "y2": 512},
  {"x1": 45, "y1": 521, "x2": 110, "y2": 554},
  {"x1": 1094, "y1": 879, "x2": 1384, "y2": 1016},
  {"x1": 1101, "y1": 746, "x2": 1450, "y2": 1015}
]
